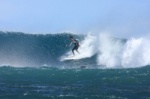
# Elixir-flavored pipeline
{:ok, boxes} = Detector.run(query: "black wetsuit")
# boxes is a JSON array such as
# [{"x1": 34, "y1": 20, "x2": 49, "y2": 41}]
[{"x1": 71, "y1": 39, "x2": 79, "y2": 51}]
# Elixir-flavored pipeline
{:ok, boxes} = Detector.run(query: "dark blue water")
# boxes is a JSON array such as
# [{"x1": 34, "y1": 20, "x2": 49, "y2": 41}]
[{"x1": 0, "y1": 66, "x2": 150, "y2": 99}]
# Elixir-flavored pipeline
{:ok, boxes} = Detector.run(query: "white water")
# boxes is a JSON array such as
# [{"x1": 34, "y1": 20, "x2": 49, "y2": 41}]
[
  {"x1": 98, "y1": 34, "x2": 150, "y2": 68},
  {"x1": 61, "y1": 33, "x2": 150, "y2": 68},
  {"x1": 97, "y1": 34, "x2": 124, "y2": 67},
  {"x1": 122, "y1": 38, "x2": 150, "y2": 67}
]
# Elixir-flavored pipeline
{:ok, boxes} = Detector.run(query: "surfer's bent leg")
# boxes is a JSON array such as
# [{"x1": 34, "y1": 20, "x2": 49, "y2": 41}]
[
  {"x1": 75, "y1": 45, "x2": 80, "y2": 54},
  {"x1": 76, "y1": 49, "x2": 80, "y2": 54},
  {"x1": 72, "y1": 46, "x2": 76, "y2": 55},
  {"x1": 72, "y1": 45, "x2": 79, "y2": 55}
]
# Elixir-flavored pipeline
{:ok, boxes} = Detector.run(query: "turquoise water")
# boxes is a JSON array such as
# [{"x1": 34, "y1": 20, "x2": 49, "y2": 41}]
[{"x1": 0, "y1": 66, "x2": 150, "y2": 99}]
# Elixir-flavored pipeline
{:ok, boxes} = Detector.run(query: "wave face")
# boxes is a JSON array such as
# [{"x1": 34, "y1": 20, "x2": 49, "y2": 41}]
[
  {"x1": 0, "y1": 31, "x2": 84, "y2": 67},
  {"x1": 0, "y1": 31, "x2": 150, "y2": 68}
]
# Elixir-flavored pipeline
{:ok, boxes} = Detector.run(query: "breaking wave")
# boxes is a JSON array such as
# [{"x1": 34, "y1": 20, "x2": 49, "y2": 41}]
[{"x1": 0, "y1": 31, "x2": 150, "y2": 68}]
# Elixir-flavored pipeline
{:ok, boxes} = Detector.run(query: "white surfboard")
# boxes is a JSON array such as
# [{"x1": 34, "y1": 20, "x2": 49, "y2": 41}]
[{"x1": 60, "y1": 55, "x2": 79, "y2": 61}]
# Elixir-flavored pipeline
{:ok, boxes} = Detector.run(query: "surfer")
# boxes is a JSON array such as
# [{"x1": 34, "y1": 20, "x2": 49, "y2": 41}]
[{"x1": 66, "y1": 36, "x2": 80, "y2": 56}]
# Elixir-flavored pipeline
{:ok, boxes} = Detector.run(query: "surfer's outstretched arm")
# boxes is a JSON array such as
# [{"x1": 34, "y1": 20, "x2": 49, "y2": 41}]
[
  {"x1": 66, "y1": 42, "x2": 72, "y2": 47},
  {"x1": 69, "y1": 42, "x2": 72, "y2": 46}
]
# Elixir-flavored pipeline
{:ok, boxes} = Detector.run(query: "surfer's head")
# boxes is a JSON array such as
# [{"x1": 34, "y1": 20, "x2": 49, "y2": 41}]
[
  {"x1": 69, "y1": 36, "x2": 73, "y2": 40},
  {"x1": 69, "y1": 36, "x2": 73, "y2": 39}
]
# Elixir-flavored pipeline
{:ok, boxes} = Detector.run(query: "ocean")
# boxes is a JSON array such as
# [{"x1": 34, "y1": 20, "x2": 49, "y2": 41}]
[{"x1": 0, "y1": 31, "x2": 150, "y2": 99}]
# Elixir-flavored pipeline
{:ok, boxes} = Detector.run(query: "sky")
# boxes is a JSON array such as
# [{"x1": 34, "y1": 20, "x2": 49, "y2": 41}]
[{"x1": 0, "y1": 0, "x2": 150, "y2": 38}]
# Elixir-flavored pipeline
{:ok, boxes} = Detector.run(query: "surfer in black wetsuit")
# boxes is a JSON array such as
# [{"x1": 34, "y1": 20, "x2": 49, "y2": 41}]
[{"x1": 66, "y1": 36, "x2": 80, "y2": 56}]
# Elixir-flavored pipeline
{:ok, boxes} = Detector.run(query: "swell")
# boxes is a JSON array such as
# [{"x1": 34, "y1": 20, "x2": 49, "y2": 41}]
[{"x1": 0, "y1": 31, "x2": 84, "y2": 66}]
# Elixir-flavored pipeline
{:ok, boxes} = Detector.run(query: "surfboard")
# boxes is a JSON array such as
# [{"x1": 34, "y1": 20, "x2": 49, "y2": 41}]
[{"x1": 60, "y1": 56, "x2": 78, "y2": 61}]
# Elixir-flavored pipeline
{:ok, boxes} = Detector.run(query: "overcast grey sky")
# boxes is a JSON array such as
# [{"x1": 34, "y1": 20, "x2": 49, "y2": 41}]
[{"x1": 0, "y1": 0, "x2": 150, "y2": 38}]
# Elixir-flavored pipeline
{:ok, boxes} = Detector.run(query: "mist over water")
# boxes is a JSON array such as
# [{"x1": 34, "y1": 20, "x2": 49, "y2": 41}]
[
  {"x1": 0, "y1": 31, "x2": 150, "y2": 68},
  {"x1": 122, "y1": 38, "x2": 150, "y2": 67},
  {"x1": 85, "y1": 33, "x2": 150, "y2": 68},
  {"x1": 97, "y1": 34, "x2": 125, "y2": 67}
]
